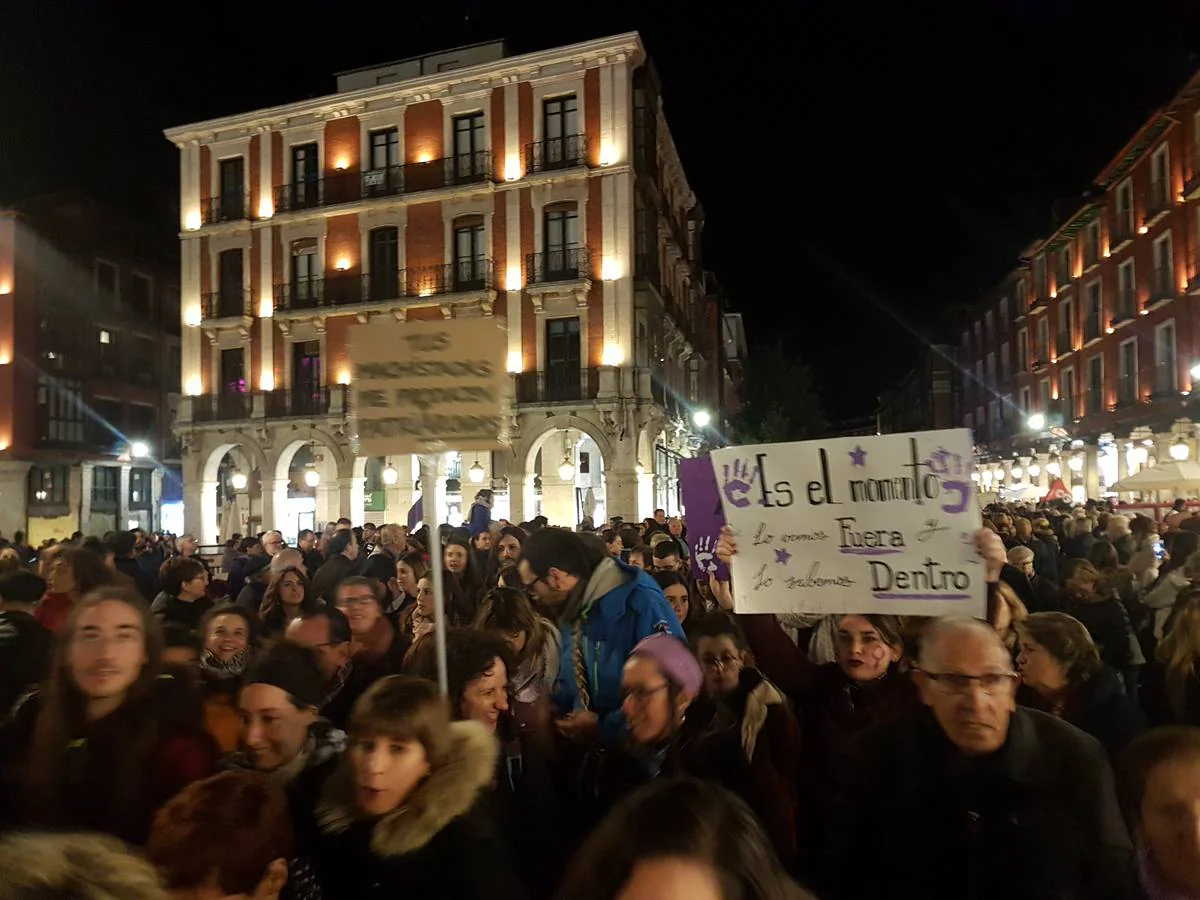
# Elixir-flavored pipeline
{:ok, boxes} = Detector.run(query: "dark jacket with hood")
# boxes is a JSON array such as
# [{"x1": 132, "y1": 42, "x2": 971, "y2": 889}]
[
  {"x1": 837, "y1": 706, "x2": 1136, "y2": 900},
  {"x1": 151, "y1": 590, "x2": 213, "y2": 632},
  {"x1": 311, "y1": 719, "x2": 525, "y2": 900}
]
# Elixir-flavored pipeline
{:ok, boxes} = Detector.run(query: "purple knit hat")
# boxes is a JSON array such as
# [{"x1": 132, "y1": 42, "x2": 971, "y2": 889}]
[{"x1": 629, "y1": 633, "x2": 703, "y2": 696}]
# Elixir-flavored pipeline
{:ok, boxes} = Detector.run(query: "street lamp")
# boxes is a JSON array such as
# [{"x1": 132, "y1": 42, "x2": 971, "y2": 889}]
[
  {"x1": 1046, "y1": 454, "x2": 1062, "y2": 477},
  {"x1": 1171, "y1": 437, "x2": 1191, "y2": 461},
  {"x1": 304, "y1": 469, "x2": 320, "y2": 488},
  {"x1": 558, "y1": 454, "x2": 576, "y2": 482},
  {"x1": 1028, "y1": 462, "x2": 1041, "y2": 478},
  {"x1": 1128, "y1": 445, "x2": 1149, "y2": 466},
  {"x1": 382, "y1": 464, "x2": 399, "y2": 486},
  {"x1": 1011, "y1": 464, "x2": 1023, "y2": 479},
  {"x1": 230, "y1": 471, "x2": 248, "y2": 491},
  {"x1": 468, "y1": 460, "x2": 485, "y2": 483},
  {"x1": 1068, "y1": 454, "x2": 1084, "y2": 472},
  {"x1": 1026, "y1": 413, "x2": 1046, "y2": 432},
  {"x1": 1191, "y1": 362, "x2": 1200, "y2": 381},
  {"x1": 130, "y1": 441, "x2": 149, "y2": 459},
  {"x1": 692, "y1": 409, "x2": 710, "y2": 429}
]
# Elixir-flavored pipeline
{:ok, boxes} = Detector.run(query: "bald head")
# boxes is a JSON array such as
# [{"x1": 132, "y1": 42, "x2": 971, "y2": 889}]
[
  {"x1": 378, "y1": 524, "x2": 404, "y2": 551},
  {"x1": 271, "y1": 547, "x2": 306, "y2": 576},
  {"x1": 918, "y1": 616, "x2": 1009, "y2": 672}
]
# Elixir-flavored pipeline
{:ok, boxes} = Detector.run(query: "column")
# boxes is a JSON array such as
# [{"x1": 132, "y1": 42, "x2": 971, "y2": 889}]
[
  {"x1": 1084, "y1": 445, "x2": 1101, "y2": 499},
  {"x1": 118, "y1": 464, "x2": 132, "y2": 531},
  {"x1": 434, "y1": 472, "x2": 449, "y2": 526},
  {"x1": 541, "y1": 467, "x2": 576, "y2": 528},
  {"x1": 508, "y1": 473, "x2": 528, "y2": 525},
  {"x1": 272, "y1": 478, "x2": 290, "y2": 538},
  {"x1": 150, "y1": 467, "x2": 163, "y2": 532},
  {"x1": 350, "y1": 475, "x2": 366, "y2": 526},
  {"x1": 80, "y1": 462, "x2": 95, "y2": 535},
  {"x1": 190, "y1": 479, "x2": 212, "y2": 546},
  {"x1": 637, "y1": 471, "x2": 655, "y2": 522},
  {"x1": 601, "y1": 468, "x2": 639, "y2": 525},
  {"x1": 315, "y1": 480, "x2": 338, "y2": 527}
]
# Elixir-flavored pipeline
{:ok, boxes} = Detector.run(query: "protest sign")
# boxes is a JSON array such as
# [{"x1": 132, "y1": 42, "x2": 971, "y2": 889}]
[
  {"x1": 678, "y1": 456, "x2": 729, "y2": 582},
  {"x1": 350, "y1": 317, "x2": 509, "y2": 458},
  {"x1": 710, "y1": 429, "x2": 984, "y2": 618}
]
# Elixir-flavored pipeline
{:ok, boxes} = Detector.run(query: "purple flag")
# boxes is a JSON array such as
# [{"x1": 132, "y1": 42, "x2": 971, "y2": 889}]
[
  {"x1": 679, "y1": 456, "x2": 730, "y2": 582},
  {"x1": 407, "y1": 494, "x2": 424, "y2": 531}
]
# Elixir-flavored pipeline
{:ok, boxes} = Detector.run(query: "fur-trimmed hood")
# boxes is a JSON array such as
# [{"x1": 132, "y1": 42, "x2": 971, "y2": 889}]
[{"x1": 316, "y1": 719, "x2": 498, "y2": 859}]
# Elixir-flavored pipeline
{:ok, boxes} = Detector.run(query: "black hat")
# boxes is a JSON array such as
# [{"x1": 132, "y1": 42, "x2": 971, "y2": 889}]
[{"x1": 244, "y1": 643, "x2": 326, "y2": 709}]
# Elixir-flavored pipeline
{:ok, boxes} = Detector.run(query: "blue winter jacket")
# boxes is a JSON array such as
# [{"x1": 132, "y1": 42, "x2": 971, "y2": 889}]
[
  {"x1": 467, "y1": 501, "x2": 492, "y2": 537},
  {"x1": 552, "y1": 559, "x2": 684, "y2": 743}
]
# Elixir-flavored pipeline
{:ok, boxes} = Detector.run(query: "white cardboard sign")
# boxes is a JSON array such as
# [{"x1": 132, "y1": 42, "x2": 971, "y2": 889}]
[{"x1": 710, "y1": 429, "x2": 985, "y2": 618}]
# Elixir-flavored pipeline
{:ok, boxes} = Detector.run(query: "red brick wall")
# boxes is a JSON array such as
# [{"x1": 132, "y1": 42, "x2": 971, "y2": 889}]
[
  {"x1": 408, "y1": 307, "x2": 443, "y2": 322},
  {"x1": 518, "y1": 84, "x2": 533, "y2": 162},
  {"x1": 325, "y1": 315, "x2": 352, "y2": 385},
  {"x1": 248, "y1": 135, "x2": 261, "y2": 212},
  {"x1": 587, "y1": 177, "x2": 604, "y2": 367},
  {"x1": 406, "y1": 101, "x2": 443, "y2": 163},
  {"x1": 199, "y1": 146, "x2": 211, "y2": 201},
  {"x1": 490, "y1": 88, "x2": 506, "y2": 175},
  {"x1": 249, "y1": 318, "x2": 261, "y2": 390},
  {"x1": 406, "y1": 202, "x2": 443, "y2": 270},
  {"x1": 200, "y1": 332, "x2": 212, "y2": 395},
  {"x1": 493, "y1": 193, "x2": 507, "y2": 319},
  {"x1": 585, "y1": 69, "x2": 601, "y2": 166},
  {"x1": 325, "y1": 214, "x2": 361, "y2": 277},
  {"x1": 520, "y1": 188, "x2": 535, "y2": 368},
  {"x1": 325, "y1": 118, "x2": 360, "y2": 173}
]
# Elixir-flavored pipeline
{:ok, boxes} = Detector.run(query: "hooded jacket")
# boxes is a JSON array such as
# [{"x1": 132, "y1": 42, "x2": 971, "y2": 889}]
[
  {"x1": 552, "y1": 556, "x2": 684, "y2": 742},
  {"x1": 312, "y1": 720, "x2": 525, "y2": 900}
]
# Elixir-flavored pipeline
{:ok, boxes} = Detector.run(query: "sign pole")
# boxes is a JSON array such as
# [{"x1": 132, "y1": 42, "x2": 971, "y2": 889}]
[{"x1": 420, "y1": 452, "x2": 450, "y2": 697}]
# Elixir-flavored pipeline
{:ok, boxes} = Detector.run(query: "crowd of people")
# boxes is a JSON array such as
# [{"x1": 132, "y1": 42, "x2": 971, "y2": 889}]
[{"x1": 0, "y1": 491, "x2": 1198, "y2": 898}]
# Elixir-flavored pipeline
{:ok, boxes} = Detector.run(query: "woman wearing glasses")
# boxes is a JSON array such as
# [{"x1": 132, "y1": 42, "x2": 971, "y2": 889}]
[{"x1": 678, "y1": 611, "x2": 801, "y2": 867}]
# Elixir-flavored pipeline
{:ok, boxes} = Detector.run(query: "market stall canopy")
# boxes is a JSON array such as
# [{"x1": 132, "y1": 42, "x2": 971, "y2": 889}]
[{"x1": 1111, "y1": 460, "x2": 1200, "y2": 493}]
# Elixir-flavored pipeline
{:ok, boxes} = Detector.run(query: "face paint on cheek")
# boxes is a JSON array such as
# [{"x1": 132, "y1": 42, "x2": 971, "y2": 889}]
[{"x1": 871, "y1": 646, "x2": 887, "y2": 665}]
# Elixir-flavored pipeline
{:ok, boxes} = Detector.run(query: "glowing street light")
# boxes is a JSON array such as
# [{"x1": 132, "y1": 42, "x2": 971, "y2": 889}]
[
  {"x1": 382, "y1": 465, "x2": 399, "y2": 486},
  {"x1": 1170, "y1": 437, "x2": 1190, "y2": 461},
  {"x1": 130, "y1": 441, "x2": 149, "y2": 459},
  {"x1": 230, "y1": 471, "x2": 248, "y2": 491},
  {"x1": 468, "y1": 460, "x2": 485, "y2": 483},
  {"x1": 304, "y1": 469, "x2": 321, "y2": 488},
  {"x1": 692, "y1": 409, "x2": 711, "y2": 428},
  {"x1": 558, "y1": 454, "x2": 576, "y2": 482},
  {"x1": 1026, "y1": 413, "x2": 1046, "y2": 431}
]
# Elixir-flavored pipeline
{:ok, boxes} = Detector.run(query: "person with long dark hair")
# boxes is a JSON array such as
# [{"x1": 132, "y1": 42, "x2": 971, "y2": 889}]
[
  {"x1": 0, "y1": 586, "x2": 217, "y2": 844},
  {"x1": 259, "y1": 566, "x2": 319, "y2": 639},
  {"x1": 445, "y1": 531, "x2": 485, "y2": 611}
]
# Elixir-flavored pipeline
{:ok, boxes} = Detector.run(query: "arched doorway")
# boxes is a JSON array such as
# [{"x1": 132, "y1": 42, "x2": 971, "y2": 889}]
[
  {"x1": 200, "y1": 441, "x2": 266, "y2": 546},
  {"x1": 273, "y1": 436, "x2": 345, "y2": 543},
  {"x1": 524, "y1": 425, "x2": 609, "y2": 528}
]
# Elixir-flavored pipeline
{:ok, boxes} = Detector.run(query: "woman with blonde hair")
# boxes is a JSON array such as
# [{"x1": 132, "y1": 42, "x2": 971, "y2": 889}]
[
  {"x1": 1060, "y1": 559, "x2": 1137, "y2": 679},
  {"x1": 990, "y1": 580, "x2": 1028, "y2": 653},
  {"x1": 1145, "y1": 589, "x2": 1200, "y2": 725}
]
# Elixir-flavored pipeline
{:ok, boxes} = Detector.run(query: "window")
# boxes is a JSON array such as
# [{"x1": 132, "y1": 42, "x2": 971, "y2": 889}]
[
  {"x1": 293, "y1": 340, "x2": 322, "y2": 394},
  {"x1": 96, "y1": 260, "x2": 118, "y2": 301},
  {"x1": 998, "y1": 297, "x2": 1009, "y2": 329},
  {"x1": 220, "y1": 348, "x2": 246, "y2": 395},
  {"x1": 1016, "y1": 327, "x2": 1028, "y2": 372},
  {"x1": 452, "y1": 113, "x2": 486, "y2": 180},
  {"x1": 98, "y1": 329, "x2": 111, "y2": 345},
  {"x1": 92, "y1": 466, "x2": 120, "y2": 509},
  {"x1": 1058, "y1": 297, "x2": 1073, "y2": 355},
  {"x1": 1038, "y1": 378, "x2": 1051, "y2": 414},
  {"x1": 1062, "y1": 368, "x2": 1077, "y2": 419},
  {"x1": 367, "y1": 227, "x2": 400, "y2": 300},
  {"x1": 579, "y1": 451, "x2": 591, "y2": 475},
  {"x1": 1152, "y1": 231, "x2": 1173, "y2": 298},
  {"x1": 91, "y1": 397, "x2": 122, "y2": 447},
  {"x1": 973, "y1": 321, "x2": 981, "y2": 345},
  {"x1": 1033, "y1": 256, "x2": 1047, "y2": 299},
  {"x1": 219, "y1": 158, "x2": 245, "y2": 220},
  {"x1": 1156, "y1": 320, "x2": 1177, "y2": 393},
  {"x1": 1000, "y1": 342, "x2": 1010, "y2": 382},
  {"x1": 985, "y1": 352, "x2": 995, "y2": 389},
  {"x1": 288, "y1": 239, "x2": 319, "y2": 308},
  {"x1": 1117, "y1": 260, "x2": 1136, "y2": 319},
  {"x1": 1118, "y1": 339, "x2": 1137, "y2": 404},
  {"x1": 1035, "y1": 317, "x2": 1049, "y2": 363},
  {"x1": 984, "y1": 310, "x2": 994, "y2": 344},
  {"x1": 1087, "y1": 355, "x2": 1103, "y2": 414},
  {"x1": 1150, "y1": 145, "x2": 1170, "y2": 213},
  {"x1": 369, "y1": 128, "x2": 400, "y2": 171},
  {"x1": 290, "y1": 143, "x2": 319, "y2": 209},
  {"x1": 545, "y1": 317, "x2": 582, "y2": 400},
  {"x1": 453, "y1": 218, "x2": 487, "y2": 289},
  {"x1": 1015, "y1": 277, "x2": 1027, "y2": 310},
  {"x1": 28, "y1": 465, "x2": 69, "y2": 506},
  {"x1": 38, "y1": 376, "x2": 84, "y2": 445},
  {"x1": 168, "y1": 345, "x2": 182, "y2": 386},
  {"x1": 1057, "y1": 245, "x2": 1072, "y2": 288},
  {"x1": 97, "y1": 328, "x2": 121, "y2": 377},
  {"x1": 1085, "y1": 280, "x2": 1102, "y2": 341},
  {"x1": 128, "y1": 274, "x2": 153, "y2": 319},
  {"x1": 974, "y1": 360, "x2": 983, "y2": 389},
  {"x1": 1115, "y1": 179, "x2": 1134, "y2": 239},
  {"x1": 1085, "y1": 220, "x2": 1101, "y2": 268},
  {"x1": 541, "y1": 95, "x2": 581, "y2": 168},
  {"x1": 129, "y1": 467, "x2": 152, "y2": 509},
  {"x1": 1019, "y1": 386, "x2": 1031, "y2": 415},
  {"x1": 543, "y1": 205, "x2": 581, "y2": 278},
  {"x1": 218, "y1": 249, "x2": 244, "y2": 317},
  {"x1": 128, "y1": 403, "x2": 156, "y2": 440},
  {"x1": 131, "y1": 336, "x2": 156, "y2": 385}
]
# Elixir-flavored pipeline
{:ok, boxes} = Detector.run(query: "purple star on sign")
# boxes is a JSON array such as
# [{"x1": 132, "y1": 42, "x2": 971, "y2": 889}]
[
  {"x1": 849, "y1": 445, "x2": 868, "y2": 466},
  {"x1": 774, "y1": 547, "x2": 792, "y2": 565}
]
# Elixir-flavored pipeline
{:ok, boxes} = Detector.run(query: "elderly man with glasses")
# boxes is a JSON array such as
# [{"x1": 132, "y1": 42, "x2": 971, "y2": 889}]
[{"x1": 834, "y1": 614, "x2": 1136, "y2": 900}]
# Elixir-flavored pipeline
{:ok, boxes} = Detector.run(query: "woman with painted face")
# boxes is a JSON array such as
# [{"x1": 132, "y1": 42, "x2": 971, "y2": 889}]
[
  {"x1": 197, "y1": 604, "x2": 260, "y2": 753},
  {"x1": 226, "y1": 642, "x2": 345, "y2": 861},
  {"x1": 0, "y1": 586, "x2": 217, "y2": 844},
  {"x1": 311, "y1": 675, "x2": 525, "y2": 900},
  {"x1": 678, "y1": 612, "x2": 802, "y2": 865}
]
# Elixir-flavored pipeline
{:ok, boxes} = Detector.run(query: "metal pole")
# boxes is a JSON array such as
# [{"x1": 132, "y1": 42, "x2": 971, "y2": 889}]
[{"x1": 420, "y1": 453, "x2": 449, "y2": 697}]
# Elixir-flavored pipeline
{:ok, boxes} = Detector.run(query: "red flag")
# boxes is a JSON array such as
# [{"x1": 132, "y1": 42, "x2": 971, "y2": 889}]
[{"x1": 1043, "y1": 479, "x2": 1072, "y2": 502}]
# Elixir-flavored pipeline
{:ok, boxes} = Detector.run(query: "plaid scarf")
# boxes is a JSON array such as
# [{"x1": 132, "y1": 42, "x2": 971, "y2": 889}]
[
  {"x1": 321, "y1": 659, "x2": 353, "y2": 710},
  {"x1": 199, "y1": 645, "x2": 251, "y2": 681}
]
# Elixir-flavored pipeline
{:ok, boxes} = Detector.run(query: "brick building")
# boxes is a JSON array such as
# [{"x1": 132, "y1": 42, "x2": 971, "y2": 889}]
[
  {"x1": 165, "y1": 35, "x2": 722, "y2": 543},
  {"x1": 958, "y1": 69, "x2": 1200, "y2": 500},
  {"x1": 877, "y1": 344, "x2": 956, "y2": 435},
  {"x1": 0, "y1": 193, "x2": 182, "y2": 542}
]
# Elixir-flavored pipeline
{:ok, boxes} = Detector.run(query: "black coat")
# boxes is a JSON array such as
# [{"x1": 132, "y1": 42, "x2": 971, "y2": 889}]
[
  {"x1": 310, "y1": 554, "x2": 356, "y2": 605},
  {"x1": 1020, "y1": 666, "x2": 1145, "y2": 763},
  {"x1": 0, "y1": 609, "x2": 52, "y2": 717},
  {"x1": 311, "y1": 720, "x2": 524, "y2": 900},
  {"x1": 837, "y1": 707, "x2": 1136, "y2": 900},
  {"x1": 1065, "y1": 596, "x2": 1135, "y2": 671}
]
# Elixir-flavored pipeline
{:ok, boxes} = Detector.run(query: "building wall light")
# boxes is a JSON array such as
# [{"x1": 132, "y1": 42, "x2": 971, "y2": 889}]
[
  {"x1": 601, "y1": 344, "x2": 625, "y2": 367},
  {"x1": 505, "y1": 268, "x2": 522, "y2": 292},
  {"x1": 506, "y1": 351, "x2": 523, "y2": 373}
]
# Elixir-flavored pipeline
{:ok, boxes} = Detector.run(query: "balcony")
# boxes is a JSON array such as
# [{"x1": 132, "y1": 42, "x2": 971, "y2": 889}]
[
  {"x1": 1110, "y1": 288, "x2": 1136, "y2": 327},
  {"x1": 1030, "y1": 293, "x2": 1050, "y2": 313},
  {"x1": 513, "y1": 368, "x2": 600, "y2": 404},
  {"x1": 201, "y1": 288, "x2": 249, "y2": 320},
  {"x1": 273, "y1": 262, "x2": 495, "y2": 314},
  {"x1": 1149, "y1": 265, "x2": 1177, "y2": 306},
  {"x1": 192, "y1": 392, "x2": 253, "y2": 423},
  {"x1": 1056, "y1": 271, "x2": 1073, "y2": 294},
  {"x1": 263, "y1": 387, "x2": 332, "y2": 418},
  {"x1": 1085, "y1": 388, "x2": 1104, "y2": 416},
  {"x1": 1083, "y1": 242, "x2": 1101, "y2": 272},
  {"x1": 1111, "y1": 375, "x2": 1139, "y2": 411},
  {"x1": 1084, "y1": 312, "x2": 1101, "y2": 344},
  {"x1": 1152, "y1": 362, "x2": 1179, "y2": 400},
  {"x1": 1185, "y1": 150, "x2": 1200, "y2": 200},
  {"x1": 1032, "y1": 348, "x2": 1051, "y2": 371},
  {"x1": 525, "y1": 134, "x2": 588, "y2": 174},
  {"x1": 201, "y1": 194, "x2": 250, "y2": 225},
  {"x1": 272, "y1": 152, "x2": 494, "y2": 214},
  {"x1": 1056, "y1": 329, "x2": 1073, "y2": 357},
  {"x1": 1144, "y1": 178, "x2": 1172, "y2": 227},
  {"x1": 1112, "y1": 212, "x2": 1135, "y2": 250},
  {"x1": 525, "y1": 248, "x2": 592, "y2": 303}
]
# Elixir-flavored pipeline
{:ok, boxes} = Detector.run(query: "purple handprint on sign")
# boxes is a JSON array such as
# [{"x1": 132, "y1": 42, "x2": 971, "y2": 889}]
[
  {"x1": 924, "y1": 445, "x2": 970, "y2": 514},
  {"x1": 692, "y1": 534, "x2": 719, "y2": 574},
  {"x1": 679, "y1": 457, "x2": 730, "y2": 582},
  {"x1": 721, "y1": 459, "x2": 759, "y2": 509}
]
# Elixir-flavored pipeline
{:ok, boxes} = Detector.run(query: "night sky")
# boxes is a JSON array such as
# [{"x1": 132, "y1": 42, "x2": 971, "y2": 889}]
[{"x1": 2, "y1": 0, "x2": 1198, "y2": 421}]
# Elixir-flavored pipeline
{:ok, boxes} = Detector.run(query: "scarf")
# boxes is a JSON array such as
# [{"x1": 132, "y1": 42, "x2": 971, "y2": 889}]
[{"x1": 199, "y1": 645, "x2": 251, "y2": 681}]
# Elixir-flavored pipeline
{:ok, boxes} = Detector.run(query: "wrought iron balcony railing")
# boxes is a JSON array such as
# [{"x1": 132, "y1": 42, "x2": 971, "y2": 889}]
[
  {"x1": 201, "y1": 288, "x2": 249, "y2": 319},
  {"x1": 192, "y1": 392, "x2": 253, "y2": 423},
  {"x1": 526, "y1": 247, "x2": 591, "y2": 285},
  {"x1": 201, "y1": 194, "x2": 250, "y2": 225},
  {"x1": 1145, "y1": 178, "x2": 1172, "y2": 223},
  {"x1": 1112, "y1": 212, "x2": 1135, "y2": 247},
  {"x1": 273, "y1": 261, "x2": 495, "y2": 312},
  {"x1": 525, "y1": 134, "x2": 588, "y2": 173},
  {"x1": 263, "y1": 387, "x2": 332, "y2": 418},
  {"x1": 514, "y1": 368, "x2": 600, "y2": 404}
]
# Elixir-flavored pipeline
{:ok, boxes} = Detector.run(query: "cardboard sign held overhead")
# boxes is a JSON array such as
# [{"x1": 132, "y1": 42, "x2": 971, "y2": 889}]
[
  {"x1": 710, "y1": 428, "x2": 985, "y2": 619},
  {"x1": 350, "y1": 317, "x2": 509, "y2": 458}
]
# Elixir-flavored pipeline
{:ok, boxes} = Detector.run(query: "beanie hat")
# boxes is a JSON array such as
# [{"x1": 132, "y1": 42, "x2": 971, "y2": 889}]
[
  {"x1": 629, "y1": 633, "x2": 703, "y2": 697},
  {"x1": 244, "y1": 643, "x2": 326, "y2": 709}
]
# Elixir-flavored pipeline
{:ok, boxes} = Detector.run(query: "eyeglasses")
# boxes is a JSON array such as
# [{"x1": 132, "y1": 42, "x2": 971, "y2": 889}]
[
  {"x1": 620, "y1": 683, "x2": 670, "y2": 704},
  {"x1": 919, "y1": 670, "x2": 1019, "y2": 695},
  {"x1": 699, "y1": 653, "x2": 741, "y2": 671},
  {"x1": 335, "y1": 594, "x2": 375, "y2": 609}
]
